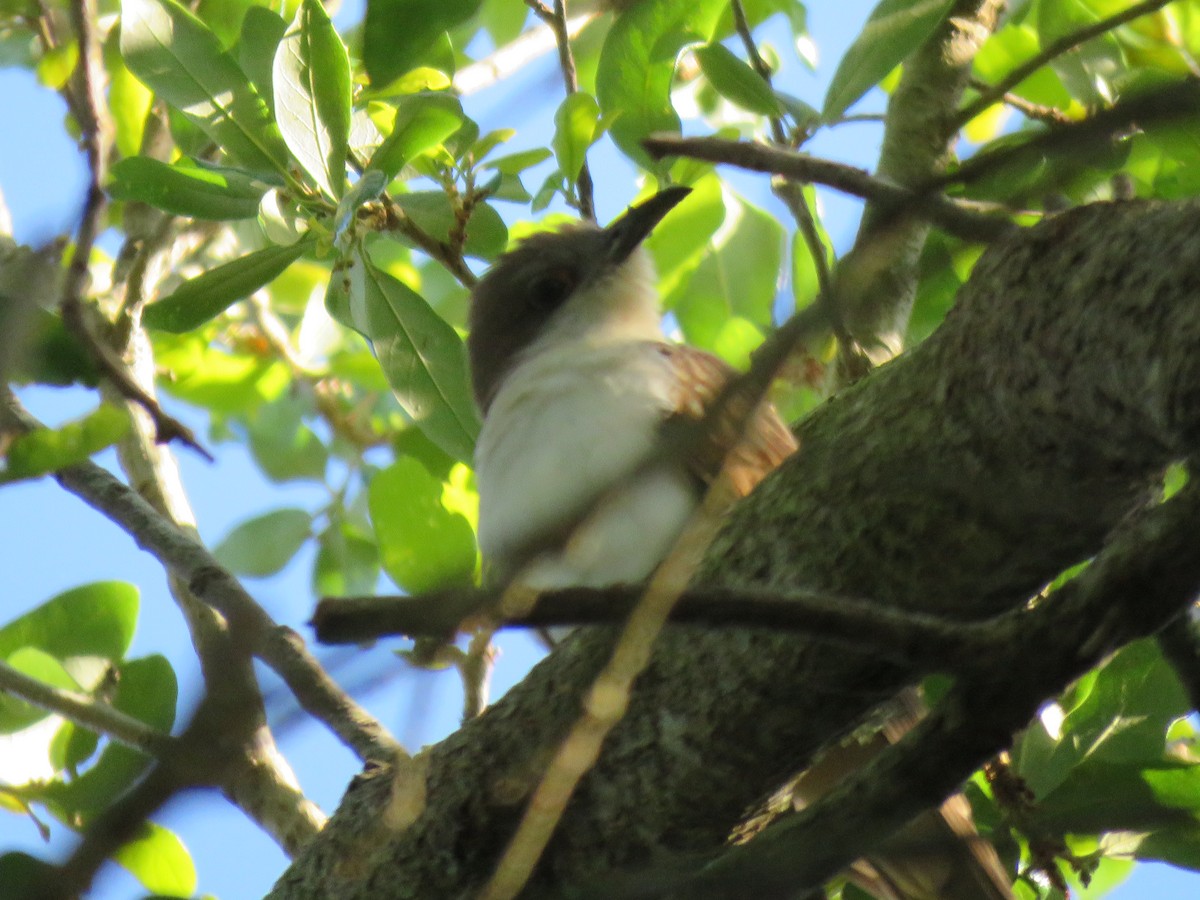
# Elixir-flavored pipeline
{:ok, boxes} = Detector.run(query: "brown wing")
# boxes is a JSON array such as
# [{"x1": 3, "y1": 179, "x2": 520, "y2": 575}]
[{"x1": 656, "y1": 344, "x2": 798, "y2": 498}]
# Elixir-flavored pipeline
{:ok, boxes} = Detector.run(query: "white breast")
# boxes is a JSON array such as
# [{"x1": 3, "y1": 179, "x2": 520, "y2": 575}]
[{"x1": 474, "y1": 341, "x2": 698, "y2": 589}]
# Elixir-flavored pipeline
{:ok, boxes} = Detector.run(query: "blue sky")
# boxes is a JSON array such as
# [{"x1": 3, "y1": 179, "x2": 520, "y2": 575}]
[{"x1": 1, "y1": 1, "x2": 1196, "y2": 897}]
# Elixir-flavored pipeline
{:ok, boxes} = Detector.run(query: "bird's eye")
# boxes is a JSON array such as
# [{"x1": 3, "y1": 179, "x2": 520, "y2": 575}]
[{"x1": 528, "y1": 271, "x2": 574, "y2": 311}]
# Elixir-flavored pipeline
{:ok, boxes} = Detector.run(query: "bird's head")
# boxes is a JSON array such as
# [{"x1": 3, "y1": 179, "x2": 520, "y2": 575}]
[{"x1": 467, "y1": 186, "x2": 690, "y2": 412}]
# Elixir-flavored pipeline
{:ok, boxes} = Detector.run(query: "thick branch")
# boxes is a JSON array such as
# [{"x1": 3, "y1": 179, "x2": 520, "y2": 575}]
[
  {"x1": 269, "y1": 199, "x2": 1200, "y2": 898},
  {"x1": 649, "y1": 480, "x2": 1200, "y2": 898},
  {"x1": 839, "y1": 0, "x2": 1003, "y2": 360}
]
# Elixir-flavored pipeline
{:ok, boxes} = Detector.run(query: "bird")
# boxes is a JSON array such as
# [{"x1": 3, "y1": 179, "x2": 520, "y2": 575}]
[
  {"x1": 465, "y1": 188, "x2": 1013, "y2": 900},
  {"x1": 467, "y1": 186, "x2": 796, "y2": 594}
]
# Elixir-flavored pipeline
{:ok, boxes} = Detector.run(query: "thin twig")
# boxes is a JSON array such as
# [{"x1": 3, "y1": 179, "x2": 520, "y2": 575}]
[
  {"x1": 953, "y1": 0, "x2": 1176, "y2": 130},
  {"x1": 642, "y1": 134, "x2": 1017, "y2": 243},
  {"x1": 481, "y1": 469, "x2": 738, "y2": 900},
  {"x1": 383, "y1": 201, "x2": 478, "y2": 288},
  {"x1": 968, "y1": 78, "x2": 1072, "y2": 126},
  {"x1": 729, "y1": 0, "x2": 850, "y2": 354},
  {"x1": 940, "y1": 79, "x2": 1200, "y2": 192},
  {"x1": 453, "y1": 12, "x2": 597, "y2": 96},
  {"x1": 0, "y1": 659, "x2": 175, "y2": 758},
  {"x1": 313, "y1": 584, "x2": 1008, "y2": 671},
  {"x1": 56, "y1": 0, "x2": 211, "y2": 461},
  {"x1": 527, "y1": 0, "x2": 595, "y2": 220}
]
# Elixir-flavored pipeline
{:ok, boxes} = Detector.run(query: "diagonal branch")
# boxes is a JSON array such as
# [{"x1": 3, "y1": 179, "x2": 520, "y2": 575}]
[
  {"x1": 641, "y1": 134, "x2": 1017, "y2": 243},
  {"x1": 0, "y1": 658, "x2": 174, "y2": 758},
  {"x1": 0, "y1": 394, "x2": 401, "y2": 767},
  {"x1": 656, "y1": 479, "x2": 1200, "y2": 899},
  {"x1": 57, "y1": 0, "x2": 211, "y2": 460},
  {"x1": 953, "y1": 0, "x2": 1178, "y2": 131}
]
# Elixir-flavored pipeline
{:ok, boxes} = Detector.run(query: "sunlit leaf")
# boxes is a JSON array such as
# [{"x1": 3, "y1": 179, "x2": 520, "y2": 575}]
[
  {"x1": 368, "y1": 93, "x2": 465, "y2": 180},
  {"x1": 1, "y1": 407, "x2": 132, "y2": 483},
  {"x1": 120, "y1": 0, "x2": 290, "y2": 174},
  {"x1": 0, "y1": 582, "x2": 139, "y2": 664},
  {"x1": 0, "y1": 648, "x2": 77, "y2": 733},
  {"x1": 108, "y1": 157, "x2": 266, "y2": 220},
  {"x1": 41, "y1": 655, "x2": 177, "y2": 820},
  {"x1": 596, "y1": 0, "x2": 725, "y2": 169},
  {"x1": 823, "y1": 0, "x2": 955, "y2": 121},
  {"x1": 363, "y1": 0, "x2": 482, "y2": 87},
  {"x1": 237, "y1": 6, "x2": 287, "y2": 110},
  {"x1": 694, "y1": 42, "x2": 781, "y2": 115},
  {"x1": 344, "y1": 250, "x2": 480, "y2": 462},
  {"x1": 114, "y1": 822, "x2": 197, "y2": 896},
  {"x1": 552, "y1": 92, "x2": 602, "y2": 182},
  {"x1": 313, "y1": 520, "x2": 380, "y2": 596},
  {"x1": 273, "y1": 0, "x2": 353, "y2": 198},
  {"x1": 143, "y1": 239, "x2": 312, "y2": 332},
  {"x1": 368, "y1": 457, "x2": 477, "y2": 593}
]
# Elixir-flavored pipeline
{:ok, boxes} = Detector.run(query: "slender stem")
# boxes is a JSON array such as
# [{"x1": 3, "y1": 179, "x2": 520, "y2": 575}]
[
  {"x1": 730, "y1": 0, "x2": 849, "y2": 353},
  {"x1": 954, "y1": 0, "x2": 1176, "y2": 130},
  {"x1": 642, "y1": 135, "x2": 1017, "y2": 244},
  {"x1": 528, "y1": 0, "x2": 596, "y2": 220},
  {"x1": 0, "y1": 659, "x2": 174, "y2": 758}
]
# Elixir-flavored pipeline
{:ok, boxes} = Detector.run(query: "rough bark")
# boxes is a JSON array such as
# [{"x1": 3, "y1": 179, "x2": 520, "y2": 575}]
[{"x1": 268, "y1": 199, "x2": 1200, "y2": 898}]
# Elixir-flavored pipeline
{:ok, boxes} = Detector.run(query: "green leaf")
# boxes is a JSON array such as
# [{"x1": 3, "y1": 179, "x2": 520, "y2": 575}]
[
  {"x1": 114, "y1": 822, "x2": 197, "y2": 896},
  {"x1": 368, "y1": 457, "x2": 477, "y2": 593},
  {"x1": 482, "y1": 147, "x2": 553, "y2": 175},
  {"x1": 108, "y1": 157, "x2": 266, "y2": 220},
  {"x1": 313, "y1": 520, "x2": 380, "y2": 596},
  {"x1": 823, "y1": 0, "x2": 955, "y2": 121},
  {"x1": 273, "y1": 0, "x2": 353, "y2": 198},
  {"x1": 1, "y1": 406, "x2": 132, "y2": 483},
  {"x1": 368, "y1": 93, "x2": 465, "y2": 180},
  {"x1": 972, "y1": 23, "x2": 1073, "y2": 112},
  {"x1": 363, "y1": 0, "x2": 482, "y2": 87},
  {"x1": 153, "y1": 334, "x2": 290, "y2": 413},
  {"x1": 143, "y1": 239, "x2": 311, "y2": 332},
  {"x1": 237, "y1": 6, "x2": 288, "y2": 110},
  {"x1": 552, "y1": 92, "x2": 602, "y2": 182},
  {"x1": 0, "y1": 582, "x2": 139, "y2": 664},
  {"x1": 42, "y1": 655, "x2": 177, "y2": 820},
  {"x1": 694, "y1": 42, "x2": 781, "y2": 115},
  {"x1": 596, "y1": 0, "x2": 726, "y2": 169},
  {"x1": 644, "y1": 173, "x2": 726, "y2": 298},
  {"x1": 213, "y1": 508, "x2": 313, "y2": 577},
  {"x1": 244, "y1": 396, "x2": 329, "y2": 483},
  {"x1": 106, "y1": 41, "x2": 154, "y2": 159},
  {"x1": 665, "y1": 191, "x2": 783, "y2": 349},
  {"x1": 347, "y1": 250, "x2": 480, "y2": 462},
  {"x1": 1036, "y1": 761, "x2": 1200, "y2": 837},
  {"x1": 120, "y1": 0, "x2": 290, "y2": 173}
]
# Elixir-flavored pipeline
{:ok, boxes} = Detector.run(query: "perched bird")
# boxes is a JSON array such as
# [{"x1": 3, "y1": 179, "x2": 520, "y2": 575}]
[
  {"x1": 466, "y1": 189, "x2": 1012, "y2": 900},
  {"x1": 468, "y1": 186, "x2": 795, "y2": 593}
]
